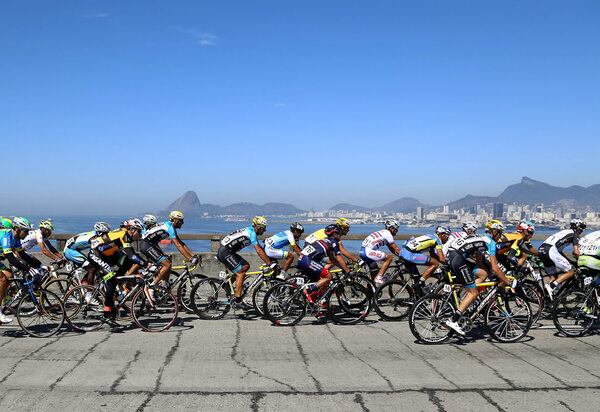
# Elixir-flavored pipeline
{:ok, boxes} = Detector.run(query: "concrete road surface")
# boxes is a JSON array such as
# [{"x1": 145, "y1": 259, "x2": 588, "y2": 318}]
[{"x1": 1, "y1": 308, "x2": 599, "y2": 411}]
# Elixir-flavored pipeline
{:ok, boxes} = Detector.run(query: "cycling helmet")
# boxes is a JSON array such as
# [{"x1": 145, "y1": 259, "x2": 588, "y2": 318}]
[
  {"x1": 12, "y1": 217, "x2": 34, "y2": 231},
  {"x1": 385, "y1": 219, "x2": 400, "y2": 230},
  {"x1": 143, "y1": 214, "x2": 157, "y2": 226},
  {"x1": 0, "y1": 217, "x2": 13, "y2": 229},
  {"x1": 517, "y1": 220, "x2": 535, "y2": 233},
  {"x1": 336, "y1": 218, "x2": 350, "y2": 228},
  {"x1": 94, "y1": 222, "x2": 111, "y2": 234},
  {"x1": 290, "y1": 222, "x2": 304, "y2": 232},
  {"x1": 485, "y1": 219, "x2": 505, "y2": 231},
  {"x1": 324, "y1": 224, "x2": 341, "y2": 236},
  {"x1": 39, "y1": 220, "x2": 54, "y2": 231},
  {"x1": 435, "y1": 225, "x2": 451, "y2": 236},
  {"x1": 462, "y1": 221, "x2": 477, "y2": 233},
  {"x1": 570, "y1": 218, "x2": 586, "y2": 231},
  {"x1": 252, "y1": 216, "x2": 268, "y2": 228},
  {"x1": 169, "y1": 210, "x2": 184, "y2": 220},
  {"x1": 126, "y1": 218, "x2": 144, "y2": 231}
]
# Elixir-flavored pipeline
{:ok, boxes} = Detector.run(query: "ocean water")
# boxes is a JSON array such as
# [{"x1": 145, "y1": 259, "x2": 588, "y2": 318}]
[{"x1": 21, "y1": 215, "x2": 556, "y2": 253}]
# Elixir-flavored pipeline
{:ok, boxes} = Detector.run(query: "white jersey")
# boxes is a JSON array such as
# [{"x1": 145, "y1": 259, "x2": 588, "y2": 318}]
[
  {"x1": 443, "y1": 231, "x2": 467, "y2": 256},
  {"x1": 361, "y1": 230, "x2": 395, "y2": 251},
  {"x1": 542, "y1": 229, "x2": 580, "y2": 251},
  {"x1": 21, "y1": 229, "x2": 44, "y2": 251},
  {"x1": 579, "y1": 231, "x2": 600, "y2": 247},
  {"x1": 579, "y1": 231, "x2": 600, "y2": 256}
]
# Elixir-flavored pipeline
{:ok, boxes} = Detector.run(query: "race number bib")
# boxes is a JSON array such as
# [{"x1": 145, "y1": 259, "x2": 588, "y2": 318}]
[{"x1": 301, "y1": 245, "x2": 316, "y2": 256}]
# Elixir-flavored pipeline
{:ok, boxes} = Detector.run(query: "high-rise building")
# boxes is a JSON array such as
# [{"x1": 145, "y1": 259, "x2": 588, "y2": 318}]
[
  {"x1": 493, "y1": 203, "x2": 504, "y2": 219},
  {"x1": 416, "y1": 207, "x2": 424, "y2": 221}
]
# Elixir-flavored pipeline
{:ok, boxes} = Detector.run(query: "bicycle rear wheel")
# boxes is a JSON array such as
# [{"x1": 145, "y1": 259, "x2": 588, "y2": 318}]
[
  {"x1": 263, "y1": 282, "x2": 306, "y2": 326},
  {"x1": 252, "y1": 278, "x2": 281, "y2": 316},
  {"x1": 552, "y1": 289, "x2": 597, "y2": 337},
  {"x1": 485, "y1": 293, "x2": 532, "y2": 342},
  {"x1": 373, "y1": 279, "x2": 415, "y2": 321},
  {"x1": 63, "y1": 285, "x2": 105, "y2": 332},
  {"x1": 408, "y1": 294, "x2": 454, "y2": 344},
  {"x1": 17, "y1": 289, "x2": 65, "y2": 337},
  {"x1": 44, "y1": 277, "x2": 79, "y2": 300},
  {"x1": 519, "y1": 283, "x2": 543, "y2": 325},
  {"x1": 327, "y1": 281, "x2": 371, "y2": 325},
  {"x1": 131, "y1": 285, "x2": 179, "y2": 332},
  {"x1": 176, "y1": 273, "x2": 207, "y2": 312},
  {"x1": 190, "y1": 278, "x2": 231, "y2": 320}
]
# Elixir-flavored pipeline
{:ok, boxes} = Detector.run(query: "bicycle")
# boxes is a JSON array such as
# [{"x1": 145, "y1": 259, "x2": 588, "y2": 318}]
[
  {"x1": 0, "y1": 270, "x2": 65, "y2": 337},
  {"x1": 408, "y1": 266, "x2": 532, "y2": 344},
  {"x1": 189, "y1": 264, "x2": 279, "y2": 319},
  {"x1": 62, "y1": 269, "x2": 178, "y2": 332},
  {"x1": 262, "y1": 271, "x2": 372, "y2": 326},
  {"x1": 160, "y1": 260, "x2": 206, "y2": 313},
  {"x1": 552, "y1": 270, "x2": 599, "y2": 337}
]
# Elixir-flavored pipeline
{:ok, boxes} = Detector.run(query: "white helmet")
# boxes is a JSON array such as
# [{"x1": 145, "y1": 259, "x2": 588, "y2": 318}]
[
  {"x1": 462, "y1": 221, "x2": 477, "y2": 233},
  {"x1": 143, "y1": 214, "x2": 157, "y2": 226},
  {"x1": 94, "y1": 222, "x2": 111, "y2": 234},
  {"x1": 385, "y1": 219, "x2": 400, "y2": 230}
]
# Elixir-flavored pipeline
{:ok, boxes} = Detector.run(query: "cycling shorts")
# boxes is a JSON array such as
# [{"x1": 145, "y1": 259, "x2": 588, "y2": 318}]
[
  {"x1": 448, "y1": 251, "x2": 476, "y2": 288},
  {"x1": 399, "y1": 247, "x2": 430, "y2": 265},
  {"x1": 578, "y1": 255, "x2": 600, "y2": 271},
  {"x1": 359, "y1": 247, "x2": 386, "y2": 271},
  {"x1": 538, "y1": 244, "x2": 571, "y2": 275},
  {"x1": 216, "y1": 246, "x2": 245, "y2": 274},
  {"x1": 64, "y1": 248, "x2": 87, "y2": 265},
  {"x1": 265, "y1": 246, "x2": 288, "y2": 260},
  {"x1": 297, "y1": 255, "x2": 329, "y2": 282},
  {"x1": 140, "y1": 240, "x2": 167, "y2": 264}
]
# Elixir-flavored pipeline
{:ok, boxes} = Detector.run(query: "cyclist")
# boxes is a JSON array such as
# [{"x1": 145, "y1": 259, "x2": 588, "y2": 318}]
[
  {"x1": 142, "y1": 214, "x2": 158, "y2": 232},
  {"x1": 264, "y1": 222, "x2": 304, "y2": 280},
  {"x1": 20, "y1": 220, "x2": 63, "y2": 263},
  {"x1": 359, "y1": 220, "x2": 401, "y2": 284},
  {"x1": 539, "y1": 218, "x2": 586, "y2": 298},
  {"x1": 444, "y1": 220, "x2": 514, "y2": 335},
  {"x1": 495, "y1": 221, "x2": 538, "y2": 269},
  {"x1": 217, "y1": 216, "x2": 274, "y2": 309},
  {"x1": 298, "y1": 224, "x2": 352, "y2": 303},
  {"x1": 304, "y1": 218, "x2": 360, "y2": 268},
  {"x1": 443, "y1": 222, "x2": 478, "y2": 257},
  {"x1": 400, "y1": 226, "x2": 451, "y2": 291},
  {"x1": 140, "y1": 211, "x2": 200, "y2": 289},
  {"x1": 88, "y1": 218, "x2": 147, "y2": 323},
  {"x1": 578, "y1": 232, "x2": 600, "y2": 274},
  {"x1": 0, "y1": 217, "x2": 41, "y2": 323},
  {"x1": 0, "y1": 217, "x2": 12, "y2": 229},
  {"x1": 64, "y1": 222, "x2": 112, "y2": 287}
]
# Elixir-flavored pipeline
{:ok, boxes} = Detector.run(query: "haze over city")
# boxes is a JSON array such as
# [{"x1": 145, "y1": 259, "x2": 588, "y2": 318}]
[{"x1": 1, "y1": 1, "x2": 599, "y2": 215}]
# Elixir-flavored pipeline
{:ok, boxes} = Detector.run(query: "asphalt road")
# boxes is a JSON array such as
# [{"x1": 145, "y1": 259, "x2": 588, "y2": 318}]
[{"x1": 0, "y1": 307, "x2": 599, "y2": 411}]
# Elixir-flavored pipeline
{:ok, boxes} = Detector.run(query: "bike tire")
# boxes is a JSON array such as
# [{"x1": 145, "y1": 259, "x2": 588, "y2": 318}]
[
  {"x1": 518, "y1": 283, "x2": 543, "y2": 325},
  {"x1": 262, "y1": 282, "x2": 306, "y2": 326},
  {"x1": 373, "y1": 279, "x2": 415, "y2": 321},
  {"x1": 484, "y1": 293, "x2": 532, "y2": 343},
  {"x1": 63, "y1": 285, "x2": 106, "y2": 332},
  {"x1": 43, "y1": 277, "x2": 79, "y2": 300},
  {"x1": 408, "y1": 294, "x2": 455, "y2": 344},
  {"x1": 190, "y1": 278, "x2": 231, "y2": 320},
  {"x1": 327, "y1": 281, "x2": 371, "y2": 325},
  {"x1": 17, "y1": 289, "x2": 65, "y2": 338},
  {"x1": 252, "y1": 278, "x2": 282, "y2": 316},
  {"x1": 131, "y1": 285, "x2": 179, "y2": 332},
  {"x1": 176, "y1": 273, "x2": 207, "y2": 313},
  {"x1": 552, "y1": 289, "x2": 597, "y2": 337}
]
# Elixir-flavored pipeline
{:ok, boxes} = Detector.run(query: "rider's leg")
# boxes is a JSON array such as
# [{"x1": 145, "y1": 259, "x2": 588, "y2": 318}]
[
  {"x1": 154, "y1": 258, "x2": 172, "y2": 285},
  {"x1": 234, "y1": 262, "x2": 250, "y2": 299}
]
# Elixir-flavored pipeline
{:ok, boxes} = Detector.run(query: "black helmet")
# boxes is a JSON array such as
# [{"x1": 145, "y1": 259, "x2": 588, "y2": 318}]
[
  {"x1": 570, "y1": 218, "x2": 586, "y2": 231},
  {"x1": 290, "y1": 222, "x2": 304, "y2": 232}
]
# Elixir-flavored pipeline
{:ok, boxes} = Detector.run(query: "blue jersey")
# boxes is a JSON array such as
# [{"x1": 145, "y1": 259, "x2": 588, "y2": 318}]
[
  {"x1": 300, "y1": 237, "x2": 340, "y2": 261},
  {"x1": 0, "y1": 229, "x2": 22, "y2": 257},
  {"x1": 141, "y1": 221, "x2": 178, "y2": 244},
  {"x1": 221, "y1": 227, "x2": 259, "y2": 252},
  {"x1": 65, "y1": 231, "x2": 97, "y2": 252},
  {"x1": 265, "y1": 230, "x2": 296, "y2": 250}
]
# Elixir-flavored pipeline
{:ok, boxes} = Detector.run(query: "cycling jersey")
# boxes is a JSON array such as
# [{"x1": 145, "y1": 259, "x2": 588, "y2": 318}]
[
  {"x1": 579, "y1": 231, "x2": 600, "y2": 247},
  {"x1": 448, "y1": 234, "x2": 496, "y2": 257},
  {"x1": 578, "y1": 234, "x2": 600, "y2": 271},
  {"x1": 304, "y1": 229, "x2": 326, "y2": 245},
  {"x1": 361, "y1": 230, "x2": 395, "y2": 251},
  {"x1": 220, "y1": 227, "x2": 259, "y2": 252},
  {"x1": 301, "y1": 237, "x2": 340, "y2": 261},
  {"x1": 265, "y1": 230, "x2": 296, "y2": 250},
  {"x1": 0, "y1": 229, "x2": 35, "y2": 271},
  {"x1": 442, "y1": 231, "x2": 467, "y2": 256},
  {"x1": 20, "y1": 229, "x2": 44, "y2": 251},
  {"x1": 496, "y1": 232, "x2": 532, "y2": 256},
  {"x1": 141, "y1": 221, "x2": 177, "y2": 244},
  {"x1": 541, "y1": 229, "x2": 580, "y2": 251},
  {"x1": 90, "y1": 229, "x2": 143, "y2": 264},
  {"x1": 403, "y1": 234, "x2": 443, "y2": 253},
  {"x1": 65, "y1": 231, "x2": 97, "y2": 252}
]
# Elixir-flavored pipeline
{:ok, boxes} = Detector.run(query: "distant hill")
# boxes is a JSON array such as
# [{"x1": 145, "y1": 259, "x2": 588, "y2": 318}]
[
  {"x1": 498, "y1": 177, "x2": 600, "y2": 208},
  {"x1": 329, "y1": 203, "x2": 372, "y2": 213},
  {"x1": 377, "y1": 197, "x2": 424, "y2": 213},
  {"x1": 446, "y1": 195, "x2": 498, "y2": 210}
]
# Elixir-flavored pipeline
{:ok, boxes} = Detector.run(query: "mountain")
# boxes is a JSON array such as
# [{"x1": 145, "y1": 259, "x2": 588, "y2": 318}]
[
  {"x1": 166, "y1": 190, "x2": 201, "y2": 212},
  {"x1": 377, "y1": 197, "x2": 424, "y2": 213},
  {"x1": 329, "y1": 203, "x2": 372, "y2": 213},
  {"x1": 498, "y1": 177, "x2": 600, "y2": 208},
  {"x1": 445, "y1": 195, "x2": 498, "y2": 210}
]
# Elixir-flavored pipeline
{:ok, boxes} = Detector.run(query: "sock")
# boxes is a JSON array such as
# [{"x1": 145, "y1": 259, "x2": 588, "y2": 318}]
[
  {"x1": 234, "y1": 296, "x2": 242, "y2": 303},
  {"x1": 419, "y1": 277, "x2": 426, "y2": 284},
  {"x1": 550, "y1": 281, "x2": 558, "y2": 289},
  {"x1": 452, "y1": 310, "x2": 462, "y2": 322},
  {"x1": 308, "y1": 284, "x2": 319, "y2": 293},
  {"x1": 280, "y1": 270, "x2": 286, "y2": 276}
]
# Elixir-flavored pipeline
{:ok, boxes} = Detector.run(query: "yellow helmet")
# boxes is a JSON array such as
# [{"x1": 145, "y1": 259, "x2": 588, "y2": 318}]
[
  {"x1": 169, "y1": 210, "x2": 184, "y2": 220},
  {"x1": 336, "y1": 218, "x2": 350, "y2": 228},
  {"x1": 39, "y1": 220, "x2": 54, "y2": 230},
  {"x1": 252, "y1": 216, "x2": 268, "y2": 228},
  {"x1": 485, "y1": 219, "x2": 504, "y2": 231}
]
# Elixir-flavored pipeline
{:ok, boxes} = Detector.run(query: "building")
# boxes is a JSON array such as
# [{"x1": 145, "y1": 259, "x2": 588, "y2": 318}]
[{"x1": 493, "y1": 203, "x2": 504, "y2": 219}]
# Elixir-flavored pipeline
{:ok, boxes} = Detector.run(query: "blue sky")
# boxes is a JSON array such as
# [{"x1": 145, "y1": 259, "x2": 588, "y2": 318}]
[{"x1": 1, "y1": 1, "x2": 599, "y2": 215}]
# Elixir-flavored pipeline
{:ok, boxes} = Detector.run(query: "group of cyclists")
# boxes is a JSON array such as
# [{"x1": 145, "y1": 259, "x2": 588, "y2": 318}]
[{"x1": 1, "y1": 211, "x2": 599, "y2": 337}]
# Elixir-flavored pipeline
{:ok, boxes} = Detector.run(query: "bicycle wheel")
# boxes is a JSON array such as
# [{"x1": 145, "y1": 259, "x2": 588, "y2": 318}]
[
  {"x1": 327, "y1": 281, "x2": 371, "y2": 325},
  {"x1": 252, "y1": 278, "x2": 281, "y2": 316},
  {"x1": 485, "y1": 293, "x2": 532, "y2": 342},
  {"x1": 262, "y1": 282, "x2": 306, "y2": 326},
  {"x1": 373, "y1": 279, "x2": 415, "y2": 321},
  {"x1": 190, "y1": 278, "x2": 231, "y2": 320},
  {"x1": 44, "y1": 277, "x2": 79, "y2": 300},
  {"x1": 552, "y1": 289, "x2": 597, "y2": 337},
  {"x1": 17, "y1": 289, "x2": 65, "y2": 337},
  {"x1": 131, "y1": 285, "x2": 178, "y2": 332},
  {"x1": 408, "y1": 294, "x2": 455, "y2": 344},
  {"x1": 176, "y1": 273, "x2": 207, "y2": 313},
  {"x1": 518, "y1": 284, "x2": 543, "y2": 325},
  {"x1": 63, "y1": 285, "x2": 105, "y2": 332}
]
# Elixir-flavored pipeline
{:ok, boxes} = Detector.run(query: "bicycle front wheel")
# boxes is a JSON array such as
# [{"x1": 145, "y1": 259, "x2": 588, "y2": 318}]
[
  {"x1": 552, "y1": 289, "x2": 597, "y2": 337},
  {"x1": 131, "y1": 285, "x2": 179, "y2": 332},
  {"x1": 327, "y1": 281, "x2": 371, "y2": 325},
  {"x1": 373, "y1": 279, "x2": 415, "y2": 321},
  {"x1": 263, "y1": 282, "x2": 306, "y2": 326},
  {"x1": 176, "y1": 273, "x2": 207, "y2": 313},
  {"x1": 63, "y1": 285, "x2": 105, "y2": 332},
  {"x1": 17, "y1": 289, "x2": 65, "y2": 337},
  {"x1": 485, "y1": 293, "x2": 532, "y2": 342},
  {"x1": 252, "y1": 278, "x2": 282, "y2": 316},
  {"x1": 190, "y1": 278, "x2": 231, "y2": 320},
  {"x1": 408, "y1": 294, "x2": 455, "y2": 344}
]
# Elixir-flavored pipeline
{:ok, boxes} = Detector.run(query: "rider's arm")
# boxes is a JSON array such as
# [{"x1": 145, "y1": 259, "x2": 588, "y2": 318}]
[
  {"x1": 435, "y1": 247, "x2": 446, "y2": 264},
  {"x1": 489, "y1": 254, "x2": 510, "y2": 286},
  {"x1": 573, "y1": 245, "x2": 580, "y2": 259},
  {"x1": 254, "y1": 243, "x2": 272, "y2": 266},
  {"x1": 292, "y1": 244, "x2": 302, "y2": 256},
  {"x1": 329, "y1": 249, "x2": 350, "y2": 273},
  {"x1": 17, "y1": 250, "x2": 41, "y2": 269},
  {"x1": 5, "y1": 251, "x2": 32, "y2": 271},
  {"x1": 173, "y1": 237, "x2": 194, "y2": 260},
  {"x1": 389, "y1": 243, "x2": 400, "y2": 256},
  {"x1": 338, "y1": 241, "x2": 358, "y2": 263},
  {"x1": 40, "y1": 239, "x2": 62, "y2": 261}
]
